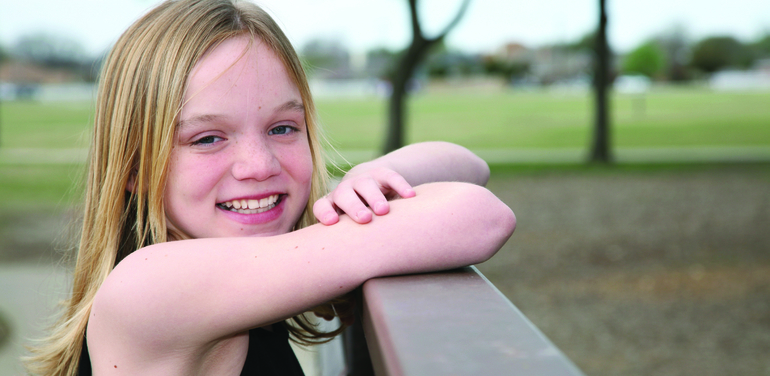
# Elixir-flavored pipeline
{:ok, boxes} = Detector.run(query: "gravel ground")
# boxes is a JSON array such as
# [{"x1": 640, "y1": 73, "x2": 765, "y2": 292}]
[{"x1": 2, "y1": 163, "x2": 769, "y2": 375}]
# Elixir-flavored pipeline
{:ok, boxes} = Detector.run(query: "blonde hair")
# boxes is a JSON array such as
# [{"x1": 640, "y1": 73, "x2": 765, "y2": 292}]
[{"x1": 25, "y1": 1, "x2": 345, "y2": 374}]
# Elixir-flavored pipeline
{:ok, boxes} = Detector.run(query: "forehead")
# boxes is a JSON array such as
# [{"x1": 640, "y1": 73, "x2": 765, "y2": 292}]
[{"x1": 182, "y1": 35, "x2": 300, "y2": 111}]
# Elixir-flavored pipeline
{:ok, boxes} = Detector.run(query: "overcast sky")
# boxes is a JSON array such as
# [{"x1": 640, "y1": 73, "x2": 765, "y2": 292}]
[{"x1": 2, "y1": 0, "x2": 769, "y2": 57}]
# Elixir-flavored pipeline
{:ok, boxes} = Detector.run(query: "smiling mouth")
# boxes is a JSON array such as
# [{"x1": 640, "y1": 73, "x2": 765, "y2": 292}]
[{"x1": 217, "y1": 194, "x2": 282, "y2": 214}]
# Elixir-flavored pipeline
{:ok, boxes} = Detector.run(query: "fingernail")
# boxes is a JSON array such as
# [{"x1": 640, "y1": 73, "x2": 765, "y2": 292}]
[
  {"x1": 357, "y1": 210, "x2": 370, "y2": 220},
  {"x1": 324, "y1": 213, "x2": 336, "y2": 223}
]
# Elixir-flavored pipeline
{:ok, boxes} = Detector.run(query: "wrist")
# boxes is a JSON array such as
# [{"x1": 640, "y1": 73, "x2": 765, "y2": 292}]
[{"x1": 346, "y1": 159, "x2": 387, "y2": 179}]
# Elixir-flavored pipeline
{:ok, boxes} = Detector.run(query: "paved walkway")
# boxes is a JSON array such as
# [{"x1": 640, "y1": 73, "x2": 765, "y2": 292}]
[
  {"x1": 327, "y1": 146, "x2": 770, "y2": 165},
  {"x1": 0, "y1": 265, "x2": 69, "y2": 375},
  {"x1": 3, "y1": 146, "x2": 770, "y2": 166}
]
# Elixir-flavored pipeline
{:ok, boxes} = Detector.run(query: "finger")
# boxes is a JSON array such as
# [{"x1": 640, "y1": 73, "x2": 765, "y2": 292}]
[
  {"x1": 381, "y1": 172, "x2": 415, "y2": 199},
  {"x1": 313, "y1": 196, "x2": 339, "y2": 225},
  {"x1": 352, "y1": 179, "x2": 390, "y2": 216},
  {"x1": 330, "y1": 187, "x2": 373, "y2": 224}
]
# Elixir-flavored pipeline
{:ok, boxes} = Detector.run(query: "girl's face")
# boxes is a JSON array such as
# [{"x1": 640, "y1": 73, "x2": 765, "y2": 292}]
[{"x1": 164, "y1": 36, "x2": 313, "y2": 238}]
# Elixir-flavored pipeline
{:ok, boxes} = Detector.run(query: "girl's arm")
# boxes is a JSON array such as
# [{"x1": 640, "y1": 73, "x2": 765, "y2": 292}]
[
  {"x1": 87, "y1": 182, "x2": 515, "y2": 371},
  {"x1": 352, "y1": 141, "x2": 489, "y2": 187},
  {"x1": 314, "y1": 142, "x2": 489, "y2": 225}
]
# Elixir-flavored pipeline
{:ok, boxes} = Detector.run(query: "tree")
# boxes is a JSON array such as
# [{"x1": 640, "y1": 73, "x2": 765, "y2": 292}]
[
  {"x1": 9, "y1": 32, "x2": 101, "y2": 82},
  {"x1": 559, "y1": 31, "x2": 596, "y2": 52},
  {"x1": 425, "y1": 41, "x2": 481, "y2": 78},
  {"x1": 655, "y1": 25, "x2": 690, "y2": 82},
  {"x1": 482, "y1": 57, "x2": 529, "y2": 81},
  {"x1": 382, "y1": 0, "x2": 471, "y2": 154},
  {"x1": 622, "y1": 41, "x2": 666, "y2": 78},
  {"x1": 589, "y1": 0, "x2": 612, "y2": 164},
  {"x1": 12, "y1": 32, "x2": 88, "y2": 69},
  {"x1": 749, "y1": 33, "x2": 770, "y2": 59},
  {"x1": 691, "y1": 36, "x2": 751, "y2": 73},
  {"x1": 0, "y1": 43, "x2": 9, "y2": 64},
  {"x1": 365, "y1": 47, "x2": 399, "y2": 79},
  {"x1": 300, "y1": 39, "x2": 351, "y2": 79}
]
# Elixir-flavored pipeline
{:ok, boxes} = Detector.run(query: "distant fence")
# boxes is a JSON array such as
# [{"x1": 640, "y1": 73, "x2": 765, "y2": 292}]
[{"x1": 342, "y1": 267, "x2": 584, "y2": 376}]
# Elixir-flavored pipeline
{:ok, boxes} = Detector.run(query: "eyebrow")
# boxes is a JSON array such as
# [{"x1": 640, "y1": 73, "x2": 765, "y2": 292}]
[
  {"x1": 177, "y1": 114, "x2": 228, "y2": 129},
  {"x1": 177, "y1": 100, "x2": 304, "y2": 129},
  {"x1": 277, "y1": 100, "x2": 305, "y2": 114}
]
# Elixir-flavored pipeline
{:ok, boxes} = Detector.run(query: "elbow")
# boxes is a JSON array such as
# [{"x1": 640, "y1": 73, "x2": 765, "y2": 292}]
[
  {"x1": 500, "y1": 203, "x2": 516, "y2": 244},
  {"x1": 474, "y1": 156, "x2": 490, "y2": 186},
  {"x1": 458, "y1": 143, "x2": 489, "y2": 186},
  {"x1": 475, "y1": 186, "x2": 515, "y2": 263},
  {"x1": 443, "y1": 183, "x2": 514, "y2": 264},
  {"x1": 435, "y1": 141, "x2": 490, "y2": 185}
]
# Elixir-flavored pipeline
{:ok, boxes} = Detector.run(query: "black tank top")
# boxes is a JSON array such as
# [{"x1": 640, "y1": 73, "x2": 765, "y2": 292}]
[{"x1": 78, "y1": 324, "x2": 305, "y2": 375}]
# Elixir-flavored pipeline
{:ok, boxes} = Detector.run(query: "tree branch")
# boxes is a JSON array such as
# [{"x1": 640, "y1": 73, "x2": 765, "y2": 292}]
[
  {"x1": 430, "y1": 0, "x2": 471, "y2": 43},
  {"x1": 408, "y1": 0, "x2": 423, "y2": 41}
]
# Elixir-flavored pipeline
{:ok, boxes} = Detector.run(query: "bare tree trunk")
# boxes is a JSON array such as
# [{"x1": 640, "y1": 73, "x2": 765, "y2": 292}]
[
  {"x1": 382, "y1": 0, "x2": 470, "y2": 155},
  {"x1": 589, "y1": 0, "x2": 612, "y2": 163}
]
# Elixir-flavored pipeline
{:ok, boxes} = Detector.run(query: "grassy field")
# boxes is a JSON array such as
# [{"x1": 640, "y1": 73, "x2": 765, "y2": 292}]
[
  {"x1": 1, "y1": 85, "x2": 767, "y2": 208},
  {"x1": 319, "y1": 88, "x2": 770, "y2": 150},
  {"x1": 2, "y1": 86, "x2": 769, "y2": 151}
]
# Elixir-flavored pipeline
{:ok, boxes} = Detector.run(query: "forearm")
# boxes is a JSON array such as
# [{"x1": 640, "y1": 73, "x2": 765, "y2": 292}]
[
  {"x1": 350, "y1": 141, "x2": 489, "y2": 186},
  {"x1": 91, "y1": 182, "x2": 515, "y2": 348}
]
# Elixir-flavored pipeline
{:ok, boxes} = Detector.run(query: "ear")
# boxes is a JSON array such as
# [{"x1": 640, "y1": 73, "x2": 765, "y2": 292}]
[{"x1": 126, "y1": 169, "x2": 137, "y2": 193}]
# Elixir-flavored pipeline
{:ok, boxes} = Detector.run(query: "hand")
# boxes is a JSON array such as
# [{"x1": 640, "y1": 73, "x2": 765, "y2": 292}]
[{"x1": 313, "y1": 165, "x2": 416, "y2": 225}]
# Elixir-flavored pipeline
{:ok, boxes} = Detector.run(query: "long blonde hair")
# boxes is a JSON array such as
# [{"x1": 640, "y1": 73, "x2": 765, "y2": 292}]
[{"x1": 25, "y1": 1, "x2": 344, "y2": 374}]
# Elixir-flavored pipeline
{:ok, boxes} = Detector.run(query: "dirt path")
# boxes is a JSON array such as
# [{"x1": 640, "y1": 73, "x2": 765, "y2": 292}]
[
  {"x1": 479, "y1": 164, "x2": 770, "y2": 376},
  {"x1": 2, "y1": 164, "x2": 769, "y2": 375}
]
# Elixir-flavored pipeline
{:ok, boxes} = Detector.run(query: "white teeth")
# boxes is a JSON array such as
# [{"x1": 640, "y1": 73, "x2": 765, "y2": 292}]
[{"x1": 220, "y1": 195, "x2": 279, "y2": 213}]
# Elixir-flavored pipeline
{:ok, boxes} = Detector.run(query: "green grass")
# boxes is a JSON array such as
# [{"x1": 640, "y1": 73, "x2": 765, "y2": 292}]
[
  {"x1": 317, "y1": 88, "x2": 770, "y2": 150},
  {"x1": 1, "y1": 86, "x2": 768, "y2": 206},
  {"x1": 0, "y1": 164, "x2": 85, "y2": 209},
  {"x1": 1, "y1": 101, "x2": 93, "y2": 149},
  {"x1": 2, "y1": 87, "x2": 768, "y2": 150}
]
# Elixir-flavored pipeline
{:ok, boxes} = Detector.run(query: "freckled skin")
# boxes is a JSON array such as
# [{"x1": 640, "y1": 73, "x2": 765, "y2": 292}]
[{"x1": 164, "y1": 36, "x2": 312, "y2": 239}]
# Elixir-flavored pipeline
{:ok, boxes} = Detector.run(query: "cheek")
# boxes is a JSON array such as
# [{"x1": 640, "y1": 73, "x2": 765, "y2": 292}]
[
  {"x1": 281, "y1": 145, "x2": 314, "y2": 194},
  {"x1": 298, "y1": 153, "x2": 314, "y2": 186},
  {"x1": 165, "y1": 150, "x2": 225, "y2": 208}
]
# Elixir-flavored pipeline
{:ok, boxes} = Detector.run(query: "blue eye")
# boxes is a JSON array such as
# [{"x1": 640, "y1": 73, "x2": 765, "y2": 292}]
[
  {"x1": 192, "y1": 135, "x2": 222, "y2": 145},
  {"x1": 269, "y1": 125, "x2": 296, "y2": 135}
]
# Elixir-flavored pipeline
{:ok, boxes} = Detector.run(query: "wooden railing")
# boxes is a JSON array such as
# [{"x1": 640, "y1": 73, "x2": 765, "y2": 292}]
[{"x1": 341, "y1": 266, "x2": 584, "y2": 376}]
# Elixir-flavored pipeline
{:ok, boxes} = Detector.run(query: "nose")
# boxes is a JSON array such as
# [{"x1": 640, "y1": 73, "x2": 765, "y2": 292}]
[{"x1": 231, "y1": 135, "x2": 281, "y2": 182}]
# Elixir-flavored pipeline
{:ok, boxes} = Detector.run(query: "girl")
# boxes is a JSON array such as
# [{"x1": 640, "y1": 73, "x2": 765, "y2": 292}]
[{"x1": 26, "y1": 0, "x2": 515, "y2": 375}]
